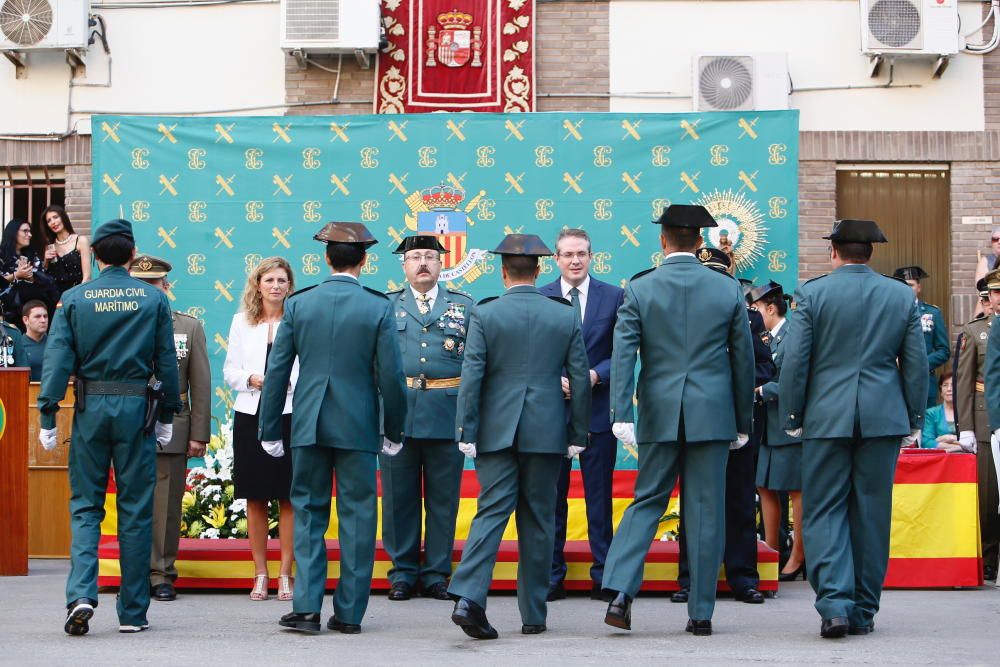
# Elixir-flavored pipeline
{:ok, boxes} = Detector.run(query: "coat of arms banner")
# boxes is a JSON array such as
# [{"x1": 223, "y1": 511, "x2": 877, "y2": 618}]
[{"x1": 377, "y1": 0, "x2": 535, "y2": 113}]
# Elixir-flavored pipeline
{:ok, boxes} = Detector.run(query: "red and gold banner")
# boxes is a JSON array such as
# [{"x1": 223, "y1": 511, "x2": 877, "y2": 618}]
[{"x1": 376, "y1": 0, "x2": 535, "y2": 113}]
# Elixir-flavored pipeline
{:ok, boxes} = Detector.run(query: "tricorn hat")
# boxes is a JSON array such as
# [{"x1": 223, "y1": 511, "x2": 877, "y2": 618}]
[
  {"x1": 92, "y1": 218, "x2": 135, "y2": 244},
  {"x1": 747, "y1": 280, "x2": 784, "y2": 306},
  {"x1": 129, "y1": 254, "x2": 172, "y2": 279},
  {"x1": 893, "y1": 266, "x2": 929, "y2": 282},
  {"x1": 822, "y1": 219, "x2": 888, "y2": 244},
  {"x1": 977, "y1": 277, "x2": 989, "y2": 298},
  {"x1": 313, "y1": 221, "x2": 378, "y2": 248},
  {"x1": 653, "y1": 204, "x2": 718, "y2": 229},
  {"x1": 696, "y1": 246, "x2": 731, "y2": 273},
  {"x1": 492, "y1": 233, "x2": 553, "y2": 257},
  {"x1": 393, "y1": 235, "x2": 448, "y2": 255}
]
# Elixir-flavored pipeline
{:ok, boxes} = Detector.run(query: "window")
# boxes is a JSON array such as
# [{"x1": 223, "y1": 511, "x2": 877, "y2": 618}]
[{"x1": 0, "y1": 167, "x2": 66, "y2": 229}]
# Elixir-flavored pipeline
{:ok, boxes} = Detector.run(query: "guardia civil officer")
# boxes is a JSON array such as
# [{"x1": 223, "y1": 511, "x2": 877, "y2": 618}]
[
  {"x1": 448, "y1": 234, "x2": 590, "y2": 640},
  {"x1": 130, "y1": 255, "x2": 211, "y2": 602},
  {"x1": 381, "y1": 235, "x2": 474, "y2": 601},
  {"x1": 0, "y1": 317, "x2": 27, "y2": 368},
  {"x1": 779, "y1": 219, "x2": 927, "y2": 638},
  {"x1": 38, "y1": 218, "x2": 181, "y2": 636},
  {"x1": 260, "y1": 222, "x2": 407, "y2": 635},
  {"x1": 602, "y1": 205, "x2": 755, "y2": 637},
  {"x1": 893, "y1": 266, "x2": 950, "y2": 408},
  {"x1": 976, "y1": 270, "x2": 1000, "y2": 581}
]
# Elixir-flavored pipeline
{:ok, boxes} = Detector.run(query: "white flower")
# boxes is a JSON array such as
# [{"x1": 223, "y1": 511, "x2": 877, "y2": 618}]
[
  {"x1": 229, "y1": 499, "x2": 247, "y2": 514},
  {"x1": 202, "y1": 528, "x2": 220, "y2": 539},
  {"x1": 213, "y1": 493, "x2": 221, "y2": 502}
]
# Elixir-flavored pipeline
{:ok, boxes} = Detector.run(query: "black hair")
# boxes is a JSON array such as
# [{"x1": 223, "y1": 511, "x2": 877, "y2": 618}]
[
  {"x1": 501, "y1": 255, "x2": 539, "y2": 280},
  {"x1": 832, "y1": 241, "x2": 873, "y2": 263},
  {"x1": 758, "y1": 292, "x2": 790, "y2": 317},
  {"x1": 326, "y1": 243, "x2": 366, "y2": 271},
  {"x1": 92, "y1": 234, "x2": 135, "y2": 266},
  {"x1": 0, "y1": 219, "x2": 31, "y2": 261},
  {"x1": 37, "y1": 205, "x2": 74, "y2": 247},
  {"x1": 661, "y1": 226, "x2": 701, "y2": 251}
]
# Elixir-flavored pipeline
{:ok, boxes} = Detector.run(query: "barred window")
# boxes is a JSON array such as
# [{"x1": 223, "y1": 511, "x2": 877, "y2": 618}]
[{"x1": 0, "y1": 167, "x2": 66, "y2": 228}]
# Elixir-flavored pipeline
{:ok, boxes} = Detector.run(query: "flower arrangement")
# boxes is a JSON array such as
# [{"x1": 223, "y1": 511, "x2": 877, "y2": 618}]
[{"x1": 182, "y1": 420, "x2": 279, "y2": 539}]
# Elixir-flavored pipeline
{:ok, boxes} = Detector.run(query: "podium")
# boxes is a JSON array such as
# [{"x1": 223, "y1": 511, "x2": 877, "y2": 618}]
[{"x1": 0, "y1": 368, "x2": 29, "y2": 575}]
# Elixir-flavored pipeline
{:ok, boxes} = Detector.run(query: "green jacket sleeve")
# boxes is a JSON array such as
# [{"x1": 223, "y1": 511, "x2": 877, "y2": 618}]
[
  {"x1": 259, "y1": 302, "x2": 297, "y2": 442},
  {"x1": 456, "y1": 308, "x2": 487, "y2": 443},
  {"x1": 565, "y1": 316, "x2": 592, "y2": 447},
  {"x1": 900, "y1": 300, "x2": 930, "y2": 431},
  {"x1": 986, "y1": 316, "x2": 1000, "y2": 430},
  {"x1": 376, "y1": 300, "x2": 407, "y2": 443},
  {"x1": 12, "y1": 331, "x2": 27, "y2": 367},
  {"x1": 728, "y1": 283, "x2": 756, "y2": 435},
  {"x1": 779, "y1": 287, "x2": 813, "y2": 430},
  {"x1": 609, "y1": 283, "x2": 641, "y2": 425},
  {"x1": 38, "y1": 303, "x2": 77, "y2": 430},
  {"x1": 154, "y1": 294, "x2": 181, "y2": 423},
  {"x1": 927, "y1": 307, "x2": 950, "y2": 371}
]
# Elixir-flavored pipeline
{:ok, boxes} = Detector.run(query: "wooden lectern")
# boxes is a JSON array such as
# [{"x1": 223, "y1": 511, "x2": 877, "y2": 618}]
[{"x1": 0, "y1": 368, "x2": 29, "y2": 575}]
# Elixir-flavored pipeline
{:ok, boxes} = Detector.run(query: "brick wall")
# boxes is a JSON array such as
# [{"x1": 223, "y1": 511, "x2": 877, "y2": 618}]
[
  {"x1": 949, "y1": 162, "x2": 999, "y2": 324},
  {"x1": 284, "y1": 54, "x2": 375, "y2": 117},
  {"x1": 797, "y1": 161, "x2": 837, "y2": 280},
  {"x1": 64, "y1": 165, "x2": 92, "y2": 234}
]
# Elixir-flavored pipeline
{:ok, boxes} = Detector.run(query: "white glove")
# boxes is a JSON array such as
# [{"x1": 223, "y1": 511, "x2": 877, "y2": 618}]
[
  {"x1": 154, "y1": 421, "x2": 173, "y2": 448},
  {"x1": 785, "y1": 428, "x2": 803, "y2": 438},
  {"x1": 458, "y1": 441, "x2": 477, "y2": 458},
  {"x1": 261, "y1": 440, "x2": 284, "y2": 457},
  {"x1": 39, "y1": 427, "x2": 58, "y2": 451},
  {"x1": 730, "y1": 433, "x2": 750, "y2": 450},
  {"x1": 381, "y1": 437, "x2": 403, "y2": 457},
  {"x1": 612, "y1": 422, "x2": 636, "y2": 447},
  {"x1": 959, "y1": 430, "x2": 978, "y2": 454},
  {"x1": 566, "y1": 445, "x2": 585, "y2": 459},
  {"x1": 901, "y1": 429, "x2": 921, "y2": 448}
]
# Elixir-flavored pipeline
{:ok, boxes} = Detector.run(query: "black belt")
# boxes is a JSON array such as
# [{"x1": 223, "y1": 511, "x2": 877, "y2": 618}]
[{"x1": 85, "y1": 381, "x2": 147, "y2": 397}]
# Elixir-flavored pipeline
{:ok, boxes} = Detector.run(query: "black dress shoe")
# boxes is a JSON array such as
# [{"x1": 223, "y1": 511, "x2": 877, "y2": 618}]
[
  {"x1": 388, "y1": 581, "x2": 413, "y2": 601},
  {"x1": 685, "y1": 619, "x2": 712, "y2": 636},
  {"x1": 451, "y1": 597, "x2": 498, "y2": 640},
  {"x1": 279, "y1": 612, "x2": 321, "y2": 634},
  {"x1": 985, "y1": 566, "x2": 998, "y2": 582},
  {"x1": 547, "y1": 581, "x2": 567, "y2": 602},
  {"x1": 521, "y1": 624, "x2": 547, "y2": 634},
  {"x1": 670, "y1": 587, "x2": 689, "y2": 603},
  {"x1": 820, "y1": 616, "x2": 849, "y2": 639},
  {"x1": 848, "y1": 622, "x2": 875, "y2": 635},
  {"x1": 327, "y1": 616, "x2": 361, "y2": 634},
  {"x1": 421, "y1": 581, "x2": 451, "y2": 600},
  {"x1": 779, "y1": 563, "x2": 806, "y2": 582},
  {"x1": 590, "y1": 583, "x2": 613, "y2": 602},
  {"x1": 152, "y1": 583, "x2": 177, "y2": 602},
  {"x1": 64, "y1": 599, "x2": 95, "y2": 636},
  {"x1": 735, "y1": 587, "x2": 765, "y2": 604},
  {"x1": 604, "y1": 592, "x2": 632, "y2": 631}
]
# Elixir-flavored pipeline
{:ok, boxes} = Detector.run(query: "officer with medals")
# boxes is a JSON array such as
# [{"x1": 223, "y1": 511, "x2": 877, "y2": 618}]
[
  {"x1": 779, "y1": 219, "x2": 927, "y2": 638},
  {"x1": 260, "y1": 221, "x2": 407, "y2": 635},
  {"x1": 129, "y1": 255, "x2": 211, "y2": 602},
  {"x1": 0, "y1": 316, "x2": 27, "y2": 368},
  {"x1": 894, "y1": 266, "x2": 950, "y2": 408},
  {"x1": 970, "y1": 270, "x2": 1000, "y2": 581},
  {"x1": 602, "y1": 205, "x2": 755, "y2": 637},
  {"x1": 448, "y1": 234, "x2": 590, "y2": 640},
  {"x1": 381, "y1": 235, "x2": 474, "y2": 601},
  {"x1": 38, "y1": 218, "x2": 181, "y2": 636}
]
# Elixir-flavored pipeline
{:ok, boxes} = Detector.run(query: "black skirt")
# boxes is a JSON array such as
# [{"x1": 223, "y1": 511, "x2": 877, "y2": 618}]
[{"x1": 232, "y1": 409, "x2": 293, "y2": 501}]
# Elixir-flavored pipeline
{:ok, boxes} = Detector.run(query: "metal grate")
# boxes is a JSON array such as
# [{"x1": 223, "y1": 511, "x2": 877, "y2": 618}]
[
  {"x1": 0, "y1": 0, "x2": 53, "y2": 46},
  {"x1": 0, "y1": 167, "x2": 66, "y2": 233},
  {"x1": 698, "y1": 56, "x2": 754, "y2": 111},
  {"x1": 284, "y1": 0, "x2": 339, "y2": 42},
  {"x1": 868, "y1": 0, "x2": 921, "y2": 49}
]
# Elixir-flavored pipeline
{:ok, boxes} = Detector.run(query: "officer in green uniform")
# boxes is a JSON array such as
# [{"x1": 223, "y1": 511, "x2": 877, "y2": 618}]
[
  {"x1": 448, "y1": 234, "x2": 590, "y2": 640},
  {"x1": 0, "y1": 317, "x2": 28, "y2": 368},
  {"x1": 975, "y1": 270, "x2": 1000, "y2": 581},
  {"x1": 261, "y1": 222, "x2": 407, "y2": 635},
  {"x1": 780, "y1": 219, "x2": 928, "y2": 638},
  {"x1": 893, "y1": 266, "x2": 950, "y2": 408},
  {"x1": 38, "y1": 218, "x2": 181, "y2": 636},
  {"x1": 129, "y1": 255, "x2": 212, "y2": 602},
  {"x1": 602, "y1": 205, "x2": 755, "y2": 637},
  {"x1": 382, "y1": 235, "x2": 473, "y2": 601}
]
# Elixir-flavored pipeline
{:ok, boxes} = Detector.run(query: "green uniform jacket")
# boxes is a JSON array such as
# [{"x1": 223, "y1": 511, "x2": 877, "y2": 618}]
[
  {"x1": 38, "y1": 266, "x2": 181, "y2": 429},
  {"x1": 259, "y1": 274, "x2": 407, "y2": 450},
  {"x1": 955, "y1": 315, "x2": 991, "y2": 440},
  {"x1": 160, "y1": 311, "x2": 211, "y2": 454},
  {"x1": 984, "y1": 315, "x2": 1000, "y2": 430},
  {"x1": 455, "y1": 285, "x2": 590, "y2": 453},
  {"x1": 610, "y1": 254, "x2": 755, "y2": 442},
  {"x1": 0, "y1": 320, "x2": 28, "y2": 368},
  {"x1": 779, "y1": 264, "x2": 928, "y2": 437},
  {"x1": 758, "y1": 319, "x2": 797, "y2": 446},
  {"x1": 388, "y1": 284, "x2": 475, "y2": 440},
  {"x1": 919, "y1": 301, "x2": 950, "y2": 372}
]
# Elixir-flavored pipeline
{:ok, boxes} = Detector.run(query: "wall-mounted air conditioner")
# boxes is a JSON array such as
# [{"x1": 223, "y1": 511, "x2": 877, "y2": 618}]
[
  {"x1": 693, "y1": 53, "x2": 789, "y2": 112},
  {"x1": 0, "y1": 0, "x2": 89, "y2": 51},
  {"x1": 280, "y1": 0, "x2": 380, "y2": 53},
  {"x1": 860, "y1": 0, "x2": 959, "y2": 56}
]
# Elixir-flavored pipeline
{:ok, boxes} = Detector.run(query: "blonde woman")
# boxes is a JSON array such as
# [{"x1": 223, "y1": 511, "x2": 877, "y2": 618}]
[{"x1": 224, "y1": 257, "x2": 299, "y2": 601}]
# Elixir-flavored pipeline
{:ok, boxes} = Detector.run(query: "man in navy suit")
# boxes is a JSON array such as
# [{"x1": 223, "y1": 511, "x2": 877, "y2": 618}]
[{"x1": 540, "y1": 228, "x2": 625, "y2": 601}]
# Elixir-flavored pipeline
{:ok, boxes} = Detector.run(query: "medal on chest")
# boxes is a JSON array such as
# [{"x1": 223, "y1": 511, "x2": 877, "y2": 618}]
[{"x1": 174, "y1": 333, "x2": 189, "y2": 360}]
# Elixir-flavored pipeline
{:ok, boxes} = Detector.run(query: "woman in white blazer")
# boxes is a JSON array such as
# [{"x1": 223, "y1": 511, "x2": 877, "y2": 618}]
[{"x1": 224, "y1": 256, "x2": 299, "y2": 602}]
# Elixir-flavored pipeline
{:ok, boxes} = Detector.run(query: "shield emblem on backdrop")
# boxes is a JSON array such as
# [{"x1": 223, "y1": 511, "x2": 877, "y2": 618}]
[
  {"x1": 439, "y1": 29, "x2": 471, "y2": 67},
  {"x1": 418, "y1": 210, "x2": 467, "y2": 270}
]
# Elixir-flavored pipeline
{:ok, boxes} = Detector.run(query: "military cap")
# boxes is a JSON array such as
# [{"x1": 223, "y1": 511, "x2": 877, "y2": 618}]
[
  {"x1": 92, "y1": 218, "x2": 134, "y2": 244},
  {"x1": 977, "y1": 277, "x2": 990, "y2": 298},
  {"x1": 653, "y1": 204, "x2": 718, "y2": 228},
  {"x1": 738, "y1": 277, "x2": 755, "y2": 299},
  {"x1": 492, "y1": 233, "x2": 553, "y2": 256},
  {"x1": 893, "y1": 266, "x2": 929, "y2": 282},
  {"x1": 747, "y1": 280, "x2": 784, "y2": 305},
  {"x1": 393, "y1": 235, "x2": 448, "y2": 255},
  {"x1": 986, "y1": 268, "x2": 1000, "y2": 291},
  {"x1": 313, "y1": 221, "x2": 378, "y2": 248},
  {"x1": 696, "y1": 246, "x2": 731, "y2": 272},
  {"x1": 129, "y1": 254, "x2": 172, "y2": 279},
  {"x1": 822, "y1": 219, "x2": 887, "y2": 243}
]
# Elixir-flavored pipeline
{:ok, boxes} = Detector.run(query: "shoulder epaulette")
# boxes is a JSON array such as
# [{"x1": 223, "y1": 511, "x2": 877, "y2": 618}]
[
  {"x1": 288, "y1": 285, "x2": 318, "y2": 298},
  {"x1": 447, "y1": 287, "x2": 472, "y2": 299},
  {"x1": 803, "y1": 273, "x2": 828, "y2": 285},
  {"x1": 547, "y1": 295, "x2": 572, "y2": 306},
  {"x1": 925, "y1": 302, "x2": 941, "y2": 311},
  {"x1": 629, "y1": 267, "x2": 656, "y2": 281},
  {"x1": 174, "y1": 310, "x2": 196, "y2": 320},
  {"x1": 883, "y1": 273, "x2": 908, "y2": 284},
  {"x1": 969, "y1": 314, "x2": 988, "y2": 324},
  {"x1": 385, "y1": 287, "x2": 404, "y2": 295},
  {"x1": 363, "y1": 286, "x2": 389, "y2": 299},
  {"x1": 477, "y1": 296, "x2": 499, "y2": 306}
]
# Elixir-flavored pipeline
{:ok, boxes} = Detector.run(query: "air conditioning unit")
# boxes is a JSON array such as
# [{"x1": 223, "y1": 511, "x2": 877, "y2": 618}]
[
  {"x1": 0, "y1": 0, "x2": 88, "y2": 50},
  {"x1": 693, "y1": 53, "x2": 789, "y2": 112},
  {"x1": 860, "y1": 0, "x2": 959, "y2": 56},
  {"x1": 280, "y1": 0, "x2": 380, "y2": 52}
]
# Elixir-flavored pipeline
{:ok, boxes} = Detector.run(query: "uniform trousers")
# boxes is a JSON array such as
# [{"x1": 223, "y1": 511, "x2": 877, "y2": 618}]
[
  {"x1": 977, "y1": 437, "x2": 1000, "y2": 572},
  {"x1": 150, "y1": 453, "x2": 187, "y2": 586}
]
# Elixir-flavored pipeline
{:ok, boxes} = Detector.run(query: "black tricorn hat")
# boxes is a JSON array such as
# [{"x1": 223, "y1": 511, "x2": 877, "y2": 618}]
[
  {"x1": 313, "y1": 221, "x2": 378, "y2": 248},
  {"x1": 822, "y1": 219, "x2": 888, "y2": 243},
  {"x1": 738, "y1": 278, "x2": 754, "y2": 298},
  {"x1": 747, "y1": 280, "x2": 784, "y2": 306},
  {"x1": 977, "y1": 277, "x2": 989, "y2": 297},
  {"x1": 893, "y1": 265, "x2": 929, "y2": 282},
  {"x1": 653, "y1": 204, "x2": 718, "y2": 229},
  {"x1": 393, "y1": 235, "x2": 448, "y2": 255},
  {"x1": 492, "y1": 233, "x2": 553, "y2": 257},
  {"x1": 696, "y1": 247, "x2": 731, "y2": 272}
]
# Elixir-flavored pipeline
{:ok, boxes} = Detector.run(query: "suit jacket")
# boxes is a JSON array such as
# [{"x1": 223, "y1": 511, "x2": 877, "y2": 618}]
[
  {"x1": 956, "y1": 315, "x2": 991, "y2": 439},
  {"x1": 758, "y1": 318, "x2": 797, "y2": 446},
  {"x1": 259, "y1": 275, "x2": 406, "y2": 451},
  {"x1": 161, "y1": 311, "x2": 211, "y2": 454},
  {"x1": 538, "y1": 275, "x2": 624, "y2": 434},
  {"x1": 456, "y1": 285, "x2": 590, "y2": 454},
  {"x1": 223, "y1": 311, "x2": 298, "y2": 416},
  {"x1": 610, "y1": 254, "x2": 755, "y2": 443},
  {"x1": 779, "y1": 264, "x2": 928, "y2": 438}
]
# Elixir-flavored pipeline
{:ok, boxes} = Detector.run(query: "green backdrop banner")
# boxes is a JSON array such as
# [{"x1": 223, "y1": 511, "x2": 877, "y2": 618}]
[{"x1": 92, "y1": 111, "x2": 800, "y2": 464}]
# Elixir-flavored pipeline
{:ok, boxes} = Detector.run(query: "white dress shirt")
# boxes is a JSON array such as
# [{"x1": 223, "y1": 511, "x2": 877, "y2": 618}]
[
  {"x1": 410, "y1": 283, "x2": 440, "y2": 311},
  {"x1": 769, "y1": 318, "x2": 786, "y2": 339},
  {"x1": 560, "y1": 274, "x2": 590, "y2": 322}
]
